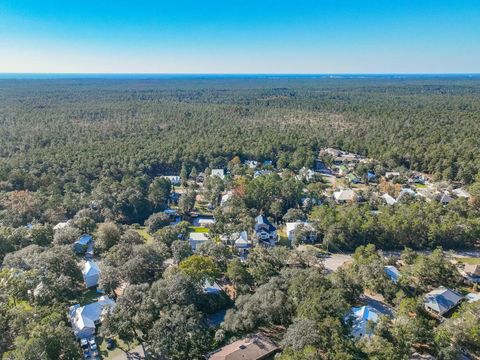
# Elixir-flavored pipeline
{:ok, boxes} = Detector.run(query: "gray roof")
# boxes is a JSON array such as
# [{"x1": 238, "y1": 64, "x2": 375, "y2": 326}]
[{"x1": 424, "y1": 287, "x2": 463, "y2": 315}]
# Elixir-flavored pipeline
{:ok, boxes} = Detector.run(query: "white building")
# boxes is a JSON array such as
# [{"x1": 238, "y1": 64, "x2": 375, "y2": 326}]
[
  {"x1": 380, "y1": 193, "x2": 397, "y2": 206},
  {"x1": 285, "y1": 222, "x2": 315, "y2": 242},
  {"x1": 333, "y1": 189, "x2": 356, "y2": 203},
  {"x1": 384, "y1": 265, "x2": 400, "y2": 283},
  {"x1": 82, "y1": 260, "x2": 101, "y2": 288},
  {"x1": 162, "y1": 176, "x2": 181, "y2": 185},
  {"x1": 346, "y1": 305, "x2": 385, "y2": 338},
  {"x1": 189, "y1": 232, "x2": 209, "y2": 251},
  {"x1": 69, "y1": 296, "x2": 115, "y2": 339},
  {"x1": 211, "y1": 169, "x2": 225, "y2": 180}
]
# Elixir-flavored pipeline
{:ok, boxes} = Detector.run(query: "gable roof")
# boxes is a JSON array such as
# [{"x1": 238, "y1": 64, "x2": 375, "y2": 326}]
[
  {"x1": 69, "y1": 296, "x2": 115, "y2": 337},
  {"x1": 208, "y1": 334, "x2": 278, "y2": 360},
  {"x1": 82, "y1": 260, "x2": 101, "y2": 277},
  {"x1": 464, "y1": 264, "x2": 480, "y2": 277},
  {"x1": 211, "y1": 169, "x2": 225, "y2": 179},
  {"x1": 255, "y1": 215, "x2": 276, "y2": 232},
  {"x1": 424, "y1": 287, "x2": 463, "y2": 315},
  {"x1": 334, "y1": 189, "x2": 356, "y2": 202},
  {"x1": 189, "y1": 232, "x2": 209, "y2": 241},
  {"x1": 384, "y1": 265, "x2": 400, "y2": 283},
  {"x1": 381, "y1": 193, "x2": 397, "y2": 206},
  {"x1": 76, "y1": 234, "x2": 93, "y2": 245},
  {"x1": 439, "y1": 192, "x2": 453, "y2": 204},
  {"x1": 347, "y1": 305, "x2": 385, "y2": 337}
]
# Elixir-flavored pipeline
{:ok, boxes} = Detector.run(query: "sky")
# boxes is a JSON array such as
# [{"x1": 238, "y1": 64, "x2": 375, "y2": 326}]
[{"x1": 0, "y1": 0, "x2": 479, "y2": 74}]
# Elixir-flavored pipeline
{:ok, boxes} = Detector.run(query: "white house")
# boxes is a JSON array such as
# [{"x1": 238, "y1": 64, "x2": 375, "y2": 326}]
[
  {"x1": 380, "y1": 193, "x2": 397, "y2": 206},
  {"x1": 211, "y1": 169, "x2": 225, "y2": 180},
  {"x1": 346, "y1": 305, "x2": 385, "y2": 338},
  {"x1": 424, "y1": 287, "x2": 463, "y2": 316},
  {"x1": 299, "y1": 167, "x2": 316, "y2": 182},
  {"x1": 82, "y1": 260, "x2": 101, "y2": 288},
  {"x1": 189, "y1": 232, "x2": 209, "y2": 251},
  {"x1": 384, "y1": 265, "x2": 400, "y2": 283},
  {"x1": 244, "y1": 160, "x2": 259, "y2": 169},
  {"x1": 162, "y1": 176, "x2": 181, "y2": 185},
  {"x1": 69, "y1": 296, "x2": 115, "y2": 339},
  {"x1": 53, "y1": 221, "x2": 71, "y2": 231},
  {"x1": 333, "y1": 189, "x2": 356, "y2": 203},
  {"x1": 385, "y1": 171, "x2": 401, "y2": 179},
  {"x1": 285, "y1": 222, "x2": 315, "y2": 242}
]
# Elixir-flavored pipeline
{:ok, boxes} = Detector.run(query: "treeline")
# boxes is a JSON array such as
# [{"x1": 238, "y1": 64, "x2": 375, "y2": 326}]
[{"x1": 1, "y1": 77, "x2": 480, "y2": 189}]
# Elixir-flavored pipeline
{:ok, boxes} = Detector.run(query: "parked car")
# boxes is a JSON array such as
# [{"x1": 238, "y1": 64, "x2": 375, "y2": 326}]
[
  {"x1": 106, "y1": 338, "x2": 116, "y2": 350},
  {"x1": 80, "y1": 338, "x2": 89, "y2": 350}
]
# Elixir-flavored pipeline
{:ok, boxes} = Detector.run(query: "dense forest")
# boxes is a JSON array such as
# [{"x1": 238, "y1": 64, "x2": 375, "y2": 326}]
[{"x1": 1, "y1": 76, "x2": 480, "y2": 186}]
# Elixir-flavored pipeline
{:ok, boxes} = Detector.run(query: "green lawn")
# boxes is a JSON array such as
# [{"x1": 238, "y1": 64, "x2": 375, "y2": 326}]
[
  {"x1": 457, "y1": 257, "x2": 480, "y2": 265},
  {"x1": 415, "y1": 183, "x2": 427, "y2": 189},
  {"x1": 75, "y1": 288, "x2": 102, "y2": 306},
  {"x1": 188, "y1": 226, "x2": 209, "y2": 233},
  {"x1": 135, "y1": 227, "x2": 154, "y2": 244},
  {"x1": 97, "y1": 335, "x2": 140, "y2": 360}
]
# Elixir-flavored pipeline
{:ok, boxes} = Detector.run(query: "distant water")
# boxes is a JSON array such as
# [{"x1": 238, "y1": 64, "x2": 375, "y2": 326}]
[{"x1": 0, "y1": 73, "x2": 479, "y2": 80}]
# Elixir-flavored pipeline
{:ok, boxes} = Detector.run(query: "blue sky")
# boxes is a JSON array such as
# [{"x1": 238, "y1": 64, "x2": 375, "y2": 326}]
[{"x1": 0, "y1": 0, "x2": 479, "y2": 73}]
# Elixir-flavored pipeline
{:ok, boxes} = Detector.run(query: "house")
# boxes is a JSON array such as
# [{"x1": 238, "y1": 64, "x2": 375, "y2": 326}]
[
  {"x1": 196, "y1": 172, "x2": 206, "y2": 183},
  {"x1": 69, "y1": 296, "x2": 115, "y2": 339},
  {"x1": 163, "y1": 209, "x2": 181, "y2": 223},
  {"x1": 346, "y1": 173, "x2": 361, "y2": 184},
  {"x1": 381, "y1": 193, "x2": 397, "y2": 206},
  {"x1": 385, "y1": 171, "x2": 401, "y2": 179},
  {"x1": 82, "y1": 260, "x2": 101, "y2": 288},
  {"x1": 220, "y1": 230, "x2": 250, "y2": 252},
  {"x1": 333, "y1": 189, "x2": 356, "y2": 203},
  {"x1": 203, "y1": 280, "x2": 222, "y2": 294},
  {"x1": 396, "y1": 188, "x2": 417, "y2": 202},
  {"x1": 207, "y1": 334, "x2": 278, "y2": 360},
  {"x1": 220, "y1": 192, "x2": 233, "y2": 206},
  {"x1": 438, "y1": 192, "x2": 453, "y2": 205},
  {"x1": 285, "y1": 222, "x2": 315, "y2": 242},
  {"x1": 466, "y1": 292, "x2": 480, "y2": 303},
  {"x1": 53, "y1": 221, "x2": 71, "y2": 231},
  {"x1": 346, "y1": 305, "x2": 386, "y2": 338},
  {"x1": 452, "y1": 188, "x2": 471, "y2": 199},
  {"x1": 73, "y1": 234, "x2": 94, "y2": 257},
  {"x1": 416, "y1": 188, "x2": 435, "y2": 202},
  {"x1": 189, "y1": 232, "x2": 209, "y2": 251},
  {"x1": 299, "y1": 167, "x2": 316, "y2": 182},
  {"x1": 193, "y1": 216, "x2": 216, "y2": 227},
  {"x1": 461, "y1": 264, "x2": 480, "y2": 283},
  {"x1": 211, "y1": 169, "x2": 225, "y2": 180},
  {"x1": 424, "y1": 287, "x2": 463, "y2": 316},
  {"x1": 384, "y1": 265, "x2": 400, "y2": 283},
  {"x1": 253, "y1": 170, "x2": 272, "y2": 178},
  {"x1": 162, "y1": 175, "x2": 181, "y2": 185},
  {"x1": 367, "y1": 171, "x2": 376, "y2": 182},
  {"x1": 254, "y1": 215, "x2": 277, "y2": 246},
  {"x1": 244, "y1": 160, "x2": 259, "y2": 169}
]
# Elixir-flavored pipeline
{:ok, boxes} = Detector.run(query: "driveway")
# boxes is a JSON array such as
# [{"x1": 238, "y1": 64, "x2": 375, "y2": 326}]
[{"x1": 323, "y1": 253, "x2": 352, "y2": 272}]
